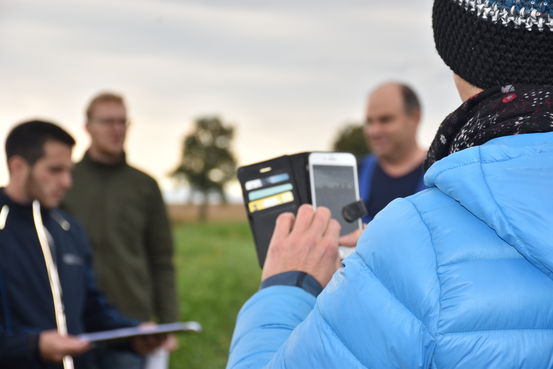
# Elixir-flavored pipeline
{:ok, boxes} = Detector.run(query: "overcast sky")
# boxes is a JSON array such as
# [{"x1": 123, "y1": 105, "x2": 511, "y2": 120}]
[{"x1": 0, "y1": 0, "x2": 461, "y2": 201}]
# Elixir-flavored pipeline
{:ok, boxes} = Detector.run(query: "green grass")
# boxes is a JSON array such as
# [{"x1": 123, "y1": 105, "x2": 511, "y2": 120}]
[{"x1": 170, "y1": 221, "x2": 261, "y2": 369}]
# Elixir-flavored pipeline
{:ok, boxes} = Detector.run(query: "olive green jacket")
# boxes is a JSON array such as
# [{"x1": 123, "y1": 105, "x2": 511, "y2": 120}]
[{"x1": 63, "y1": 152, "x2": 178, "y2": 323}]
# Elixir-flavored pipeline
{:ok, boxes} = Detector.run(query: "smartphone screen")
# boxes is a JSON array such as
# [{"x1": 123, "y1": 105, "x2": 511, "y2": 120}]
[{"x1": 311, "y1": 164, "x2": 359, "y2": 235}]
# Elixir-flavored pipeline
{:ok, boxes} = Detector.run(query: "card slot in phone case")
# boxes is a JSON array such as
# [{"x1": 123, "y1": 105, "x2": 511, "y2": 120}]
[{"x1": 250, "y1": 202, "x2": 298, "y2": 265}]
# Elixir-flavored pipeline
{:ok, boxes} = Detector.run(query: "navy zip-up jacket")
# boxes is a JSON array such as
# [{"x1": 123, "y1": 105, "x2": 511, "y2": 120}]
[{"x1": 0, "y1": 189, "x2": 137, "y2": 369}]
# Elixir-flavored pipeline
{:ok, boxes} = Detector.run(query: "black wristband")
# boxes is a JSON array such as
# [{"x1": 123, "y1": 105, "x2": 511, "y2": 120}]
[{"x1": 260, "y1": 271, "x2": 323, "y2": 297}]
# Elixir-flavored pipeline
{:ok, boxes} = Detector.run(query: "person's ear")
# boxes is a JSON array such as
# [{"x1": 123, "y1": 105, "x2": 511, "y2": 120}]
[
  {"x1": 408, "y1": 108, "x2": 421, "y2": 128},
  {"x1": 453, "y1": 73, "x2": 483, "y2": 101},
  {"x1": 8, "y1": 156, "x2": 30, "y2": 177}
]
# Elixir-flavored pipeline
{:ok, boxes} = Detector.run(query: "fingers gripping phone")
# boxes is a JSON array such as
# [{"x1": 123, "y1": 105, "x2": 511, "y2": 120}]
[{"x1": 308, "y1": 152, "x2": 362, "y2": 238}]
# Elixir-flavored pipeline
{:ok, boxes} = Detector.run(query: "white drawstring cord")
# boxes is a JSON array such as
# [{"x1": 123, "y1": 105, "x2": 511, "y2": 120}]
[
  {"x1": 32, "y1": 200, "x2": 74, "y2": 369},
  {"x1": 0, "y1": 205, "x2": 8, "y2": 230}
]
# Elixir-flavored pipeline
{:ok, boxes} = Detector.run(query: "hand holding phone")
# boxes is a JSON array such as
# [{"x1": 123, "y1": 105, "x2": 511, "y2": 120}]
[{"x1": 262, "y1": 204, "x2": 341, "y2": 288}]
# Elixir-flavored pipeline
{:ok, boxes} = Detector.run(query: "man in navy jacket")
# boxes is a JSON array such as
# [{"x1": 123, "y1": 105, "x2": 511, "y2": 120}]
[{"x1": 0, "y1": 121, "x2": 163, "y2": 369}]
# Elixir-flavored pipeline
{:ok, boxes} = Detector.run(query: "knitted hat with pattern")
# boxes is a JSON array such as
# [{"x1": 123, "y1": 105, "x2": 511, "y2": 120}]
[{"x1": 433, "y1": 0, "x2": 553, "y2": 89}]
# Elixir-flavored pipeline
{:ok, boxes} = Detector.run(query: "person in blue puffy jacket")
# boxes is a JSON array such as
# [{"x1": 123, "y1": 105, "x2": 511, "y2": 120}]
[{"x1": 227, "y1": 0, "x2": 553, "y2": 368}]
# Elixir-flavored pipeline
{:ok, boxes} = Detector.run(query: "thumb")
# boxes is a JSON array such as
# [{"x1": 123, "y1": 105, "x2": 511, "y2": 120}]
[{"x1": 339, "y1": 228, "x2": 364, "y2": 247}]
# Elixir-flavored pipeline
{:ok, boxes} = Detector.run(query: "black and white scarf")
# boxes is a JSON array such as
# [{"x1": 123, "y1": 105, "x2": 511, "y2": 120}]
[{"x1": 425, "y1": 85, "x2": 553, "y2": 170}]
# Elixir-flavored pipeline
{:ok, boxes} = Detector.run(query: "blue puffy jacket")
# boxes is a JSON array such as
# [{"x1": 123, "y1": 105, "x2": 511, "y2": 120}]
[{"x1": 227, "y1": 132, "x2": 553, "y2": 369}]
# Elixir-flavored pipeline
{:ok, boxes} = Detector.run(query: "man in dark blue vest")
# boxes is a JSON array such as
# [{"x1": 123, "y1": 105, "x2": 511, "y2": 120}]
[{"x1": 359, "y1": 82, "x2": 427, "y2": 222}]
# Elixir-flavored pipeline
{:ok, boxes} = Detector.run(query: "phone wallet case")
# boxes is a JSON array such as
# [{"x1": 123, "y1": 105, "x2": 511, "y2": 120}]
[
  {"x1": 237, "y1": 153, "x2": 311, "y2": 267},
  {"x1": 238, "y1": 152, "x2": 368, "y2": 267}
]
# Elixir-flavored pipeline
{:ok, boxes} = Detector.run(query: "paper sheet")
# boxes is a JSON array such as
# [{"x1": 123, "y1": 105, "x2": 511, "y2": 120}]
[{"x1": 78, "y1": 322, "x2": 202, "y2": 342}]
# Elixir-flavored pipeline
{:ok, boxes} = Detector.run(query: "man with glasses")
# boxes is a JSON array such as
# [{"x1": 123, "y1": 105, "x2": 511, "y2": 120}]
[{"x1": 63, "y1": 92, "x2": 178, "y2": 369}]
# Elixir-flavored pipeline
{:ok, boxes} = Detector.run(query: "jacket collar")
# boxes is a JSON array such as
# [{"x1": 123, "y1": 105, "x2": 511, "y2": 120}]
[
  {"x1": 0, "y1": 187, "x2": 52, "y2": 223},
  {"x1": 1, "y1": 187, "x2": 37, "y2": 211},
  {"x1": 81, "y1": 150, "x2": 127, "y2": 169}
]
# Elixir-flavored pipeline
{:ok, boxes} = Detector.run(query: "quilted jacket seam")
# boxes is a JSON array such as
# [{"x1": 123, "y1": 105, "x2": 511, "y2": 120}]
[
  {"x1": 355, "y1": 244, "x2": 431, "y2": 338},
  {"x1": 432, "y1": 156, "x2": 513, "y2": 183},
  {"x1": 314, "y1": 303, "x2": 369, "y2": 369},
  {"x1": 404, "y1": 197, "x2": 441, "y2": 366},
  {"x1": 477, "y1": 146, "x2": 553, "y2": 280},
  {"x1": 431, "y1": 139, "x2": 553, "y2": 182},
  {"x1": 354, "y1": 199, "x2": 437, "y2": 369},
  {"x1": 445, "y1": 327, "x2": 553, "y2": 335}
]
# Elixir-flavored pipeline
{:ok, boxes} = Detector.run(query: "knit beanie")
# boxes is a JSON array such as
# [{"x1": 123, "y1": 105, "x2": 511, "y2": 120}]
[{"x1": 433, "y1": 0, "x2": 553, "y2": 89}]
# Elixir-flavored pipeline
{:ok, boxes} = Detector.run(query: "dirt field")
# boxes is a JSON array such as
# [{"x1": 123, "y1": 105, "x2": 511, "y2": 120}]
[{"x1": 168, "y1": 203, "x2": 247, "y2": 223}]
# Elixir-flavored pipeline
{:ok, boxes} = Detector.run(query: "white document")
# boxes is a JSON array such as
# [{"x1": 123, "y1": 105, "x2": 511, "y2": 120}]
[{"x1": 78, "y1": 322, "x2": 202, "y2": 342}]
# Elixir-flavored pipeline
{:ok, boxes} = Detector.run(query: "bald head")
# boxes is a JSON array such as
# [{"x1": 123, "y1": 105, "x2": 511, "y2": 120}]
[
  {"x1": 369, "y1": 82, "x2": 421, "y2": 116},
  {"x1": 363, "y1": 82, "x2": 422, "y2": 162}
]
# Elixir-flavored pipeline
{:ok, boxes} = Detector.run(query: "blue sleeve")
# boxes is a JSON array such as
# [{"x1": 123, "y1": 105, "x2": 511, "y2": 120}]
[
  {"x1": 358, "y1": 155, "x2": 376, "y2": 203},
  {"x1": 358, "y1": 154, "x2": 377, "y2": 224},
  {"x1": 0, "y1": 328, "x2": 39, "y2": 366},
  {"x1": 227, "y1": 286, "x2": 316, "y2": 369},
  {"x1": 0, "y1": 272, "x2": 40, "y2": 366},
  {"x1": 227, "y1": 197, "x2": 437, "y2": 369}
]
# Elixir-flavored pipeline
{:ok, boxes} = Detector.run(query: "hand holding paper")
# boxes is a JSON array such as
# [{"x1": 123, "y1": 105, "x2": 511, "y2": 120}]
[{"x1": 39, "y1": 330, "x2": 90, "y2": 362}]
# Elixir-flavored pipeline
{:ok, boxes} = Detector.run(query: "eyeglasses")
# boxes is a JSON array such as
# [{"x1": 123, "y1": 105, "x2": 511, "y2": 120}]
[{"x1": 91, "y1": 117, "x2": 129, "y2": 127}]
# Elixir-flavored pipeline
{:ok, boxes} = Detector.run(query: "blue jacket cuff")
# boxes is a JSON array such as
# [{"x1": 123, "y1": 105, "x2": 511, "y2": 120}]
[{"x1": 260, "y1": 271, "x2": 323, "y2": 297}]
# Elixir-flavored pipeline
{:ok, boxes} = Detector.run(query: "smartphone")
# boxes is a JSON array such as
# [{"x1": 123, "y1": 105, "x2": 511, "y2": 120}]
[{"x1": 308, "y1": 152, "x2": 362, "y2": 236}]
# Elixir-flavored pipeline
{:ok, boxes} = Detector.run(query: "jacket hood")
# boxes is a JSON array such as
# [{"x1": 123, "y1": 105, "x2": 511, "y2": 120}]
[{"x1": 425, "y1": 132, "x2": 553, "y2": 279}]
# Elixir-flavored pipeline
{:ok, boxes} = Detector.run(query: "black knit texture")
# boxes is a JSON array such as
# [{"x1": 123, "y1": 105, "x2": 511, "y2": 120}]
[{"x1": 433, "y1": 0, "x2": 553, "y2": 89}]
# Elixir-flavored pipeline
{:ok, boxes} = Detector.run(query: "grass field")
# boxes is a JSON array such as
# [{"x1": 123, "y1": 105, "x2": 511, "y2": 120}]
[{"x1": 169, "y1": 220, "x2": 261, "y2": 369}]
